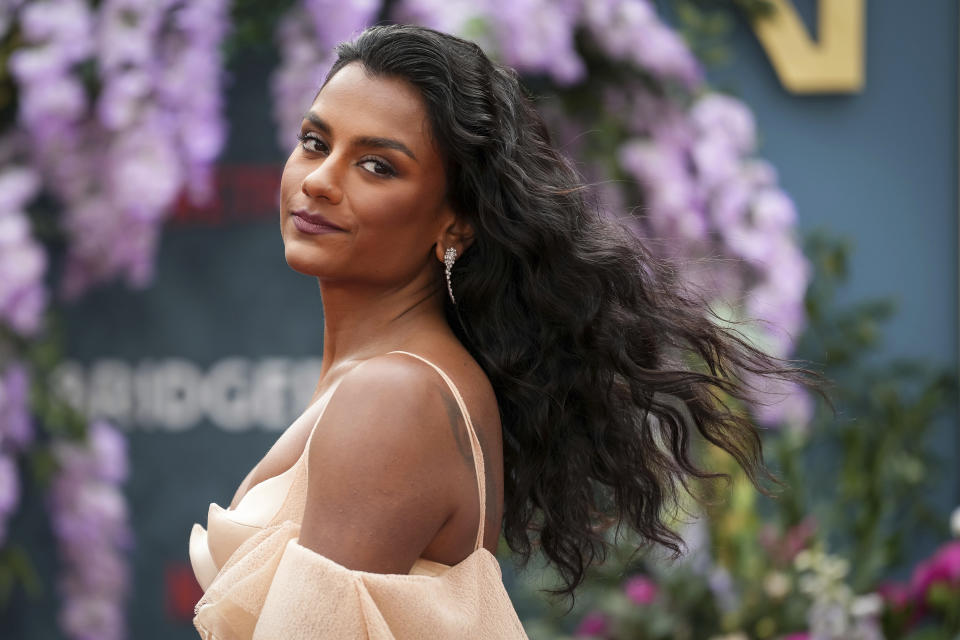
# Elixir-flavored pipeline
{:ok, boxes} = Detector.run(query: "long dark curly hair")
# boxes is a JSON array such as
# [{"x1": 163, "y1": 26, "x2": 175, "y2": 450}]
[{"x1": 323, "y1": 24, "x2": 829, "y2": 602}]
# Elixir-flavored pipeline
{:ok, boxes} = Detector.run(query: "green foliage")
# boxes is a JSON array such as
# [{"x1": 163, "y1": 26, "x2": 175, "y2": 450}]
[
  {"x1": 667, "y1": 0, "x2": 775, "y2": 70},
  {"x1": 0, "y1": 310, "x2": 89, "y2": 610},
  {"x1": 0, "y1": 545, "x2": 42, "y2": 606},
  {"x1": 223, "y1": 0, "x2": 297, "y2": 59},
  {"x1": 791, "y1": 231, "x2": 957, "y2": 592}
]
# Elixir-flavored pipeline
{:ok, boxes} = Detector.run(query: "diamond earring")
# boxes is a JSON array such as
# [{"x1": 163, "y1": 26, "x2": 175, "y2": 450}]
[{"x1": 444, "y1": 247, "x2": 458, "y2": 304}]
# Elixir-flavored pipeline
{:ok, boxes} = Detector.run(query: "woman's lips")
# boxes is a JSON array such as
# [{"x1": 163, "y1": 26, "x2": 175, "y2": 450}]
[{"x1": 291, "y1": 212, "x2": 344, "y2": 235}]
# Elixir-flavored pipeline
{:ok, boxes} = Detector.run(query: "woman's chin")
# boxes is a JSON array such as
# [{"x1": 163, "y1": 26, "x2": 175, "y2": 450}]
[{"x1": 283, "y1": 246, "x2": 328, "y2": 278}]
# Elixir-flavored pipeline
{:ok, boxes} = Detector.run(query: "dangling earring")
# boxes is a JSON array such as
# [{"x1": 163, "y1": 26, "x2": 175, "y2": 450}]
[{"x1": 444, "y1": 247, "x2": 458, "y2": 305}]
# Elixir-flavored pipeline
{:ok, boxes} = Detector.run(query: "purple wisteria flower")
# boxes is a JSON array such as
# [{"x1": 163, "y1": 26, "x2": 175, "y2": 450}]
[
  {"x1": 618, "y1": 139, "x2": 709, "y2": 248},
  {"x1": 60, "y1": 594, "x2": 125, "y2": 640},
  {"x1": 742, "y1": 371, "x2": 814, "y2": 430},
  {"x1": 618, "y1": 89, "x2": 813, "y2": 429},
  {"x1": 582, "y1": 0, "x2": 703, "y2": 88},
  {"x1": 305, "y1": 0, "x2": 379, "y2": 46},
  {"x1": 487, "y1": 0, "x2": 585, "y2": 85},
  {"x1": 8, "y1": 0, "x2": 93, "y2": 142},
  {"x1": 708, "y1": 565, "x2": 740, "y2": 614},
  {"x1": 396, "y1": 0, "x2": 585, "y2": 83},
  {"x1": 0, "y1": 361, "x2": 35, "y2": 452},
  {"x1": 6, "y1": 4, "x2": 221, "y2": 639},
  {"x1": 0, "y1": 454, "x2": 19, "y2": 546},
  {"x1": 0, "y1": 165, "x2": 47, "y2": 336},
  {"x1": 392, "y1": 0, "x2": 482, "y2": 37},
  {"x1": 272, "y1": 0, "x2": 380, "y2": 150},
  {"x1": 96, "y1": 0, "x2": 161, "y2": 75},
  {"x1": 156, "y1": 0, "x2": 230, "y2": 202},
  {"x1": 108, "y1": 114, "x2": 184, "y2": 222},
  {"x1": 0, "y1": 360, "x2": 34, "y2": 547},
  {"x1": 271, "y1": 7, "x2": 335, "y2": 151},
  {"x1": 96, "y1": 69, "x2": 151, "y2": 131},
  {"x1": 49, "y1": 420, "x2": 132, "y2": 640},
  {"x1": 9, "y1": 0, "x2": 228, "y2": 300},
  {"x1": 690, "y1": 93, "x2": 757, "y2": 155}
]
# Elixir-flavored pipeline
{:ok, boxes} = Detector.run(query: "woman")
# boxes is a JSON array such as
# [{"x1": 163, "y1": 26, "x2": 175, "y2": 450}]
[{"x1": 190, "y1": 23, "x2": 824, "y2": 639}]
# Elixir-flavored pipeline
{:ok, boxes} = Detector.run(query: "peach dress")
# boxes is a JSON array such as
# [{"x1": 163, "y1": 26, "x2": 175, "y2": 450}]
[{"x1": 189, "y1": 351, "x2": 529, "y2": 639}]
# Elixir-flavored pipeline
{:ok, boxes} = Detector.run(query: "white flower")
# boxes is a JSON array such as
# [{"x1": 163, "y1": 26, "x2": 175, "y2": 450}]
[
  {"x1": 850, "y1": 592, "x2": 884, "y2": 618},
  {"x1": 762, "y1": 571, "x2": 791, "y2": 599},
  {"x1": 822, "y1": 556, "x2": 851, "y2": 581},
  {"x1": 798, "y1": 572, "x2": 821, "y2": 595},
  {"x1": 950, "y1": 505, "x2": 960, "y2": 538},
  {"x1": 794, "y1": 548, "x2": 817, "y2": 571}
]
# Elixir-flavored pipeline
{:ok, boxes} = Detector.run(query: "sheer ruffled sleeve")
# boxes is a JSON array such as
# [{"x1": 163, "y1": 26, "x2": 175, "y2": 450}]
[
  {"x1": 251, "y1": 536, "x2": 527, "y2": 639},
  {"x1": 193, "y1": 521, "x2": 302, "y2": 640},
  {"x1": 251, "y1": 538, "x2": 394, "y2": 639},
  {"x1": 194, "y1": 522, "x2": 526, "y2": 640}
]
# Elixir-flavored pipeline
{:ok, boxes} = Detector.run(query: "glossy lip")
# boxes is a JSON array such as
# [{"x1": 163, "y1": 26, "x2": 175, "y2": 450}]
[{"x1": 290, "y1": 209, "x2": 345, "y2": 231}]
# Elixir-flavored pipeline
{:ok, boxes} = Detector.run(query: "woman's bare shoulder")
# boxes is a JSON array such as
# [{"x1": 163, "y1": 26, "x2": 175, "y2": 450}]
[
  {"x1": 296, "y1": 354, "x2": 467, "y2": 572},
  {"x1": 325, "y1": 350, "x2": 496, "y2": 429}
]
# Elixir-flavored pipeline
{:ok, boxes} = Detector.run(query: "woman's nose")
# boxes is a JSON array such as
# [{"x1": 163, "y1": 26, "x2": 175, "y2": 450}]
[{"x1": 301, "y1": 161, "x2": 343, "y2": 204}]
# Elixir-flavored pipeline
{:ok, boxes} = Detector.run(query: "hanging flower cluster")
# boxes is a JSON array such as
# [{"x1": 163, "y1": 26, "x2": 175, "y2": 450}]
[
  {"x1": 271, "y1": 0, "x2": 380, "y2": 150},
  {"x1": 270, "y1": 0, "x2": 812, "y2": 429},
  {"x1": 48, "y1": 421, "x2": 132, "y2": 640},
  {"x1": 6, "y1": 0, "x2": 229, "y2": 300},
  {"x1": 617, "y1": 90, "x2": 813, "y2": 429},
  {"x1": 582, "y1": 0, "x2": 703, "y2": 88},
  {"x1": 0, "y1": 161, "x2": 45, "y2": 337},
  {"x1": 1, "y1": 1, "x2": 229, "y2": 638}
]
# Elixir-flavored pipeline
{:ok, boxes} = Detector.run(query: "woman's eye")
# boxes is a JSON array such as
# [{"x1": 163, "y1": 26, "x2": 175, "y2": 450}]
[
  {"x1": 358, "y1": 158, "x2": 396, "y2": 177},
  {"x1": 297, "y1": 132, "x2": 326, "y2": 153}
]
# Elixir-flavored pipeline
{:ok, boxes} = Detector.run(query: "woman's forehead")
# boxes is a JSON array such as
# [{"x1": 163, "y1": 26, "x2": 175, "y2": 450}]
[{"x1": 311, "y1": 64, "x2": 432, "y2": 147}]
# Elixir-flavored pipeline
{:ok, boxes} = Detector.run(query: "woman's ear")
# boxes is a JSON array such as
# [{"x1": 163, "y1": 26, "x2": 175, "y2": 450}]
[{"x1": 434, "y1": 210, "x2": 474, "y2": 263}]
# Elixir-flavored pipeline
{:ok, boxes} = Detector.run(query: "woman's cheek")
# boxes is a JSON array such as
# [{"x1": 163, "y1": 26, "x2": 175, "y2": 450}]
[{"x1": 279, "y1": 163, "x2": 300, "y2": 204}]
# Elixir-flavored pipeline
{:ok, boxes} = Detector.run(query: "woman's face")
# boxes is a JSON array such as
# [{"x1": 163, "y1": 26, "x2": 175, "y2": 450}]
[{"x1": 279, "y1": 62, "x2": 455, "y2": 288}]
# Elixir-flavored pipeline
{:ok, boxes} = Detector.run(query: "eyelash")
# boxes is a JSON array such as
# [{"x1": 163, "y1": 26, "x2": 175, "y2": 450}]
[{"x1": 295, "y1": 132, "x2": 397, "y2": 177}]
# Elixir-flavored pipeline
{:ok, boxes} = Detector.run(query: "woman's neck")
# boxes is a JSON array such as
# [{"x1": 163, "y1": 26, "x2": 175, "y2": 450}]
[{"x1": 316, "y1": 277, "x2": 449, "y2": 379}]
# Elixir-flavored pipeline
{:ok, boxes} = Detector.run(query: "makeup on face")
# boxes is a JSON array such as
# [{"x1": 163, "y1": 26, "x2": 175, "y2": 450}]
[
  {"x1": 278, "y1": 63, "x2": 455, "y2": 284},
  {"x1": 291, "y1": 210, "x2": 346, "y2": 235}
]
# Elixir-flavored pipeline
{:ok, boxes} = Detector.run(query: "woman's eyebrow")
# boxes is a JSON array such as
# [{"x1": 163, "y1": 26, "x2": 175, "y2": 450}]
[{"x1": 302, "y1": 111, "x2": 419, "y2": 163}]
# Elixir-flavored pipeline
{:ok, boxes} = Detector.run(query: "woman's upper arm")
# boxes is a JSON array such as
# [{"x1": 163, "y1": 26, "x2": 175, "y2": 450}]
[{"x1": 296, "y1": 355, "x2": 463, "y2": 574}]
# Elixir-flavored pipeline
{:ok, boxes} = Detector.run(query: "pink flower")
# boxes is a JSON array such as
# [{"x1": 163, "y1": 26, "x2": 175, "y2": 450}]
[
  {"x1": 574, "y1": 610, "x2": 609, "y2": 637},
  {"x1": 624, "y1": 574, "x2": 658, "y2": 604},
  {"x1": 781, "y1": 633, "x2": 809, "y2": 640},
  {"x1": 876, "y1": 580, "x2": 911, "y2": 610},
  {"x1": 909, "y1": 540, "x2": 960, "y2": 601},
  {"x1": 758, "y1": 516, "x2": 817, "y2": 566}
]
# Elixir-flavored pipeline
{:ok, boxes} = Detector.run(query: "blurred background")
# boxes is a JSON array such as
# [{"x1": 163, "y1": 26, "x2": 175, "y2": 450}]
[{"x1": 0, "y1": 1, "x2": 957, "y2": 639}]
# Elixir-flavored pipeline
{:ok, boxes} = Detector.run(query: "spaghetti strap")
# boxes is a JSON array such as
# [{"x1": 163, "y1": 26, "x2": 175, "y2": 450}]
[{"x1": 386, "y1": 350, "x2": 487, "y2": 552}]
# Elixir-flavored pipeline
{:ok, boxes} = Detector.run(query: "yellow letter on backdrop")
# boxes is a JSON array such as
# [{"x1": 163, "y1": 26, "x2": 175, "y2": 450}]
[{"x1": 749, "y1": 0, "x2": 865, "y2": 94}]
